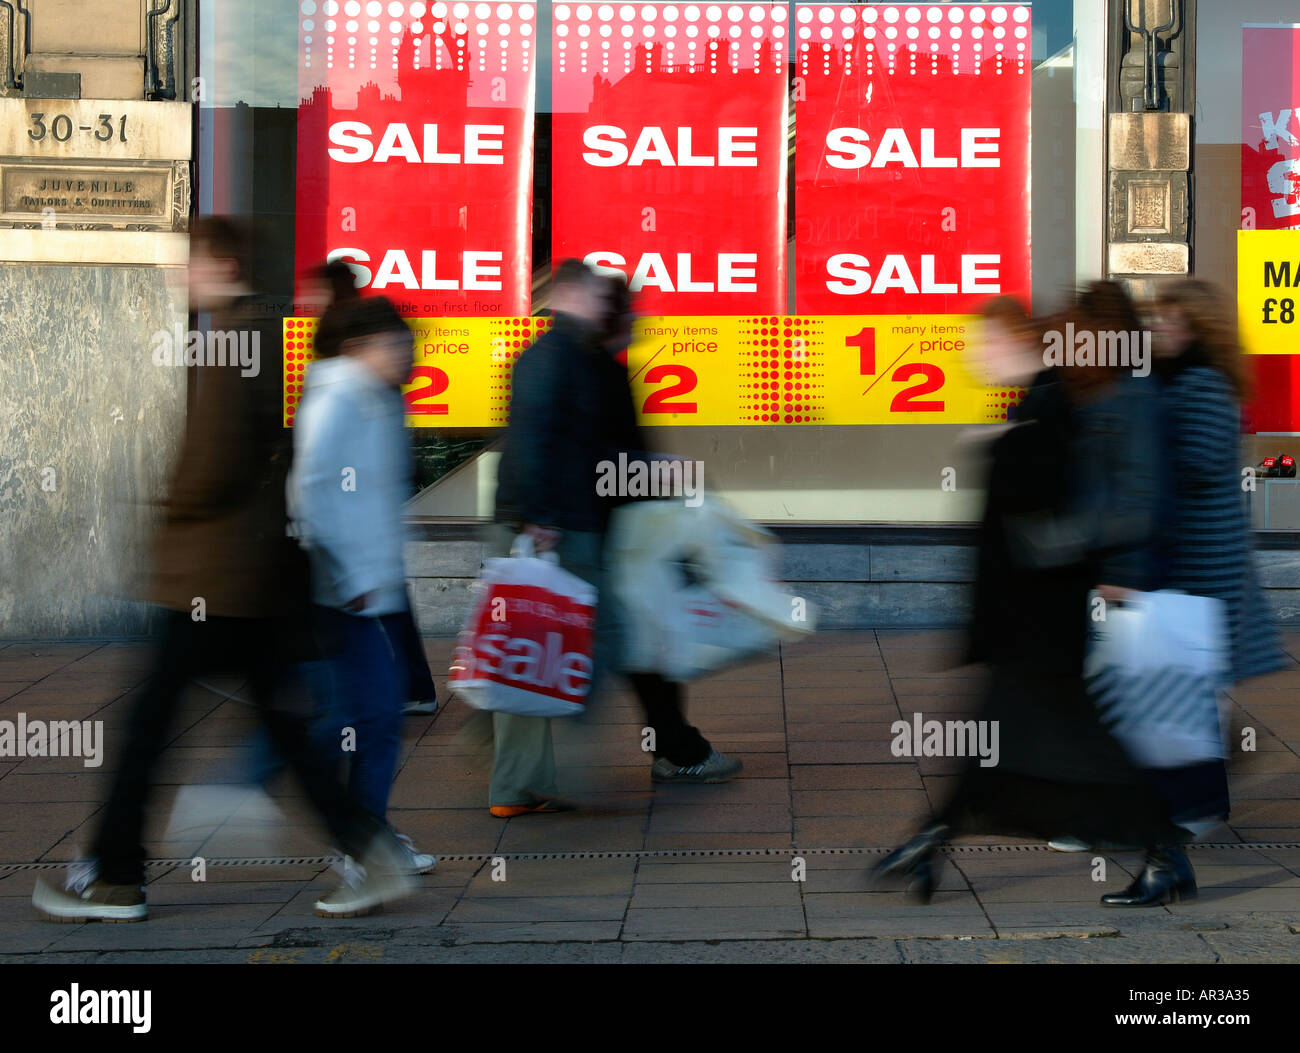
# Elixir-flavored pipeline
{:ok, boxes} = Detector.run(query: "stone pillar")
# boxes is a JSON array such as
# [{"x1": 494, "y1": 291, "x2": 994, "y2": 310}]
[
  {"x1": 1, "y1": 0, "x2": 188, "y2": 101},
  {"x1": 1107, "y1": 0, "x2": 1195, "y2": 296},
  {"x1": 0, "y1": 1, "x2": 192, "y2": 638}
]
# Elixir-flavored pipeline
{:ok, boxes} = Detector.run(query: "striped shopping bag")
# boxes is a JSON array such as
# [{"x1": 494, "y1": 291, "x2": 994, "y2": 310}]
[{"x1": 1085, "y1": 590, "x2": 1229, "y2": 769}]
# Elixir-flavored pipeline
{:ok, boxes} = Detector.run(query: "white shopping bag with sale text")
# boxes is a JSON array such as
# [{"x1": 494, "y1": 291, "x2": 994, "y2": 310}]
[{"x1": 449, "y1": 539, "x2": 596, "y2": 717}]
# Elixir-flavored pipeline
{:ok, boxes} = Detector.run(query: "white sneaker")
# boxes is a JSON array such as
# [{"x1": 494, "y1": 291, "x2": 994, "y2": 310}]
[
  {"x1": 33, "y1": 876, "x2": 147, "y2": 923},
  {"x1": 1047, "y1": 836, "x2": 1091, "y2": 852},
  {"x1": 331, "y1": 853, "x2": 366, "y2": 883},
  {"x1": 395, "y1": 832, "x2": 437, "y2": 874},
  {"x1": 314, "y1": 832, "x2": 417, "y2": 918}
]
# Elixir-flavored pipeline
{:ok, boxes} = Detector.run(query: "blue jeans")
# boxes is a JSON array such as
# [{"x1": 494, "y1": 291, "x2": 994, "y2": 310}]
[
  {"x1": 244, "y1": 660, "x2": 340, "y2": 787},
  {"x1": 244, "y1": 608, "x2": 406, "y2": 822},
  {"x1": 316, "y1": 606, "x2": 407, "y2": 821}
]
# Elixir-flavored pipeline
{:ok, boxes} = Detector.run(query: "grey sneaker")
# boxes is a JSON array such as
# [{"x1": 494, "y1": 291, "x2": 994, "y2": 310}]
[
  {"x1": 33, "y1": 874, "x2": 147, "y2": 923},
  {"x1": 1047, "y1": 837, "x2": 1091, "y2": 852},
  {"x1": 315, "y1": 832, "x2": 418, "y2": 918},
  {"x1": 402, "y1": 697, "x2": 438, "y2": 716},
  {"x1": 651, "y1": 749, "x2": 743, "y2": 784}
]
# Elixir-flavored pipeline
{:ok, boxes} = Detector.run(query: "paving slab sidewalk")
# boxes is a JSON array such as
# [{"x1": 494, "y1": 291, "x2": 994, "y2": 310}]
[{"x1": 1, "y1": 631, "x2": 1298, "y2": 964}]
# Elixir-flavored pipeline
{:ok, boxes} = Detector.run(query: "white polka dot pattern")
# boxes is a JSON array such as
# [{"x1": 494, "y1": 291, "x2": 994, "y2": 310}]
[
  {"x1": 553, "y1": 1, "x2": 786, "y2": 76},
  {"x1": 793, "y1": 4, "x2": 1029, "y2": 77},
  {"x1": 303, "y1": 0, "x2": 534, "y2": 76}
]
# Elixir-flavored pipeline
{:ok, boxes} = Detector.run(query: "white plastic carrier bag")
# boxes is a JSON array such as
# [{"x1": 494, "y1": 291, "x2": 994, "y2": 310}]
[
  {"x1": 608, "y1": 497, "x2": 816, "y2": 682},
  {"x1": 1084, "y1": 589, "x2": 1229, "y2": 769}
]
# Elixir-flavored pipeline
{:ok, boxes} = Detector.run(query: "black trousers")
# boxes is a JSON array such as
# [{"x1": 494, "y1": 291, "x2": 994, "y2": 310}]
[
  {"x1": 627, "y1": 672, "x2": 711, "y2": 767},
  {"x1": 390, "y1": 591, "x2": 437, "y2": 702},
  {"x1": 92, "y1": 609, "x2": 386, "y2": 885}
]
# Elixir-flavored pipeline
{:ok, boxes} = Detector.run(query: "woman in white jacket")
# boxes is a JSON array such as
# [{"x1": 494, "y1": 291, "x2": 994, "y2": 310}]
[{"x1": 288, "y1": 296, "x2": 436, "y2": 891}]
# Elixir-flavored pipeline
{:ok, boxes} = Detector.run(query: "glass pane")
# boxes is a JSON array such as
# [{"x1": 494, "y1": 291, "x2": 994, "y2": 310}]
[
  {"x1": 1195, "y1": 2, "x2": 1300, "y2": 528},
  {"x1": 199, "y1": 1, "x2": 1105, "y2": 521}
]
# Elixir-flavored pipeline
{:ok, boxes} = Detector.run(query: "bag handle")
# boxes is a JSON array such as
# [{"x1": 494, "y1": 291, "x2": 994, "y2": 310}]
[{"x1": 511, "y1": 532, "x2": 560, "y2": 564}]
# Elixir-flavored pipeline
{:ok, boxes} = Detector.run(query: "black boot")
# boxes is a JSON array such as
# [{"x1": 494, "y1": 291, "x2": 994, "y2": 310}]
[
  {"x1": 869, "y1": 823, "x2": 948, "y2": 905},
  {"x1": 1100, "y1": 846, "x2": 1197, "y2": 907}
]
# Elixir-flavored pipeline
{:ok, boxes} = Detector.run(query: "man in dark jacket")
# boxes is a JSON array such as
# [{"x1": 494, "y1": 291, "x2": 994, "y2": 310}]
[
  {"x1": 495, "y1": 263, "x2": 639, "y2": 538},
  {"x1": 485, "y1": 262, "x2": 739, "y2": 816},
  {"x1": 33, "y1": 218, "x2": 415, "y2": 922}
]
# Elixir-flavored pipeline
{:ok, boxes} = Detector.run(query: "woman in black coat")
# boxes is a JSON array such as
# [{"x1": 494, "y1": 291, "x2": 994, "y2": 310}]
[{"x1": 872, "y1": 293, "x2": 1183, "y2": 903}]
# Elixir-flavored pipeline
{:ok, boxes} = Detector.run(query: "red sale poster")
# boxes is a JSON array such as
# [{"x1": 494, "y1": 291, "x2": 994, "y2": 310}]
[
  {"x1": 1242, "y1": 24, "x2": 1300, "y2": 232},
  {"x1": 794, "y1": 3, "x2": 1032, "y2": 315},
  {"x1": 550, "y1": 3, "x2": 789, "y2": 316},
  {"x1": 1241, "y1": 24, "x2": 1300, "y2": 433},
  {"x1": 293, "y1": 0, "x2": 536, "y2": 316}
]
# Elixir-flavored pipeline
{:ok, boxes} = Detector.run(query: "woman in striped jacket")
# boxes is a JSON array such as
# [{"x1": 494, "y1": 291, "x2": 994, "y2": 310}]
[{"x1": 1100, "y1": 279, "x2": 1286, "y2": 907}]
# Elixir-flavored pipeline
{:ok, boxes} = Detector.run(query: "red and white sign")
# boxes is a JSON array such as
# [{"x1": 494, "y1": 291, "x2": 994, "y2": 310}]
[
  {"x1": 1241, "y1": 25, "x2": 1300, "y2": 433},
  {"x1": 794, "y1": 3, "x2": 1032, "y2": 314},
  {"x1": 294, "y1": 1, "x2": 536, "y2": 316},
  {"x1": 1242, "y1": 24, "x2": 1300, "y2": 231},
  {"x1": 550, "y1": 3, "x2": 789, "y2": 315}
]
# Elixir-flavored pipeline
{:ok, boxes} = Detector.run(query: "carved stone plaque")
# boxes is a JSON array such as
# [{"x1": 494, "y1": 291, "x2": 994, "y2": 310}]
[
  {"x1": 3, "y1": 164, "x2": 171, "y2": 223},
  {"x1": 1128, "y1": 180, "x2": 1171, "y2": 235}
]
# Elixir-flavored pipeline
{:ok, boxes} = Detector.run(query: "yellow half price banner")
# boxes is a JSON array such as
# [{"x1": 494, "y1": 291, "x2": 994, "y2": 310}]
[{"x1": 284, "y1": 315, "x2": 1022, "y2": 427}]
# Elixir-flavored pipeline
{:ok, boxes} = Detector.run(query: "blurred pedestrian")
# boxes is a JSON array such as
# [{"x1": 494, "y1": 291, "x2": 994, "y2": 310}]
[
  {"x1": 1095, "y1": 279, "x2": 1287, "y2": 906},
  {"x1": 485, "y1": 261, "x2": 741, "y2": 816},
  {"x1": 312, "y1": 262, "x2": 440, "y2": 716},
  {"x1": 1149, "y1": 278, "x2": 1283, "y2": 688},
  {"x1": 1041, "y1": 280, "x2": 1163, "y2": 855},
  {"x1": 32, "y1": 218, "x2": 415, "y2": 923},
  {"x1": 599, "y1": 274, "x2": 738, "y2": 785},
  {"x1": 872, "y1": 292, "x2": 1182, "y2": 904},
  {"x1": 289, "y1": 295, "x2": 436, "y2": 873}
]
